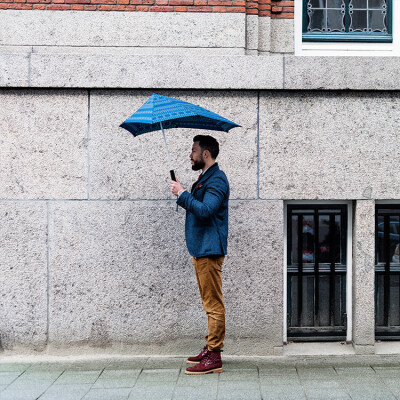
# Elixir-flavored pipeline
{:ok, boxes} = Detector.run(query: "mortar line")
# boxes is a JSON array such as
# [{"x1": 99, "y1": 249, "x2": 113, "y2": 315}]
[
  {"x1": 27, "y1": 51, "x2": 32, "y2": 87},
  {"x1": 46, "y1": 201, "x2": 50, "y2": 348},
  {"x1": 283, "y1": 53, "x2": 286, "y2": 90},
  {"x1": 0, "y1": 199, "x2": 283, "y2": 203},
  {"x1": 87, "y1": 89, "x2": 91, "y2": 201},
  {"x1": 257, "y1": 90, "x2": 260, "y2": 200}
]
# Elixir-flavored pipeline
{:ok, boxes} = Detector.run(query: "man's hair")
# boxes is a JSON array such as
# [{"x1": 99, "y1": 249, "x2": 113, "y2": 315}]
[{"x1": 193, "y1": 135, "x2": 220, "y2": 159}]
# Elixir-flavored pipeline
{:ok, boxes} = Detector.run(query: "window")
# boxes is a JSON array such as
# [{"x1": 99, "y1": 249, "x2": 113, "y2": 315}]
[
  {"x1": 287, "y1": 205, "x2": 348, "y2": 341},
  {"x1": 303, "y1": 0, "x2": 392, "y2": 42},
  {"x1": 375, "y1": 205, "x2": 400, "y2": 339}
]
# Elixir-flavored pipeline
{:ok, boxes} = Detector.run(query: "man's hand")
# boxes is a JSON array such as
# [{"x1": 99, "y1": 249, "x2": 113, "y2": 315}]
[{"x1": 170, "y1": 179, "x2": 185, "y2": 196}]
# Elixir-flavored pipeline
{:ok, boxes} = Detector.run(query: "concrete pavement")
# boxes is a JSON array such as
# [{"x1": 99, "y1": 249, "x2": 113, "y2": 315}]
[{"x1": 1, "y1": 354, "x2": 400, "y2": 400}]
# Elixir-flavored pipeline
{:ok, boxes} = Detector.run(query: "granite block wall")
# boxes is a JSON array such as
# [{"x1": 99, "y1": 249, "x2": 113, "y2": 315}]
[{"x1": 1, "y1": 88, "x2": 398, "y2": 354}]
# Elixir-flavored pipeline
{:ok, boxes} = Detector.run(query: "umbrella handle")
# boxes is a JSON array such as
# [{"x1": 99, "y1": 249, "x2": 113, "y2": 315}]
[{"x1": 170, "y1": 169, "x2": 179, "y2": 213}]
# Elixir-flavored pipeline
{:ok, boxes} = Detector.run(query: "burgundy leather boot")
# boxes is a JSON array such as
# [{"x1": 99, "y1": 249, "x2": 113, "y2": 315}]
[
  {"x1": 187, "y1": 346, "x2": 209, "y2": 364},
  {"x1": 185, "y1": 350, "x2": 222, "y2": 375}
]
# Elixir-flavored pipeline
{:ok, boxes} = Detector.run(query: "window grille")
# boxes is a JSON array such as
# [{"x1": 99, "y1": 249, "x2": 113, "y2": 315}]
[
  {"x1": 375, "y1": 205, "x2": 400, "y2": 339},
  {"x1": 303, "y1": 0, "x2": 392, "y2": 42},
  {"x1": 287, "y1": 205, "x2": 348, "y2": 341}
]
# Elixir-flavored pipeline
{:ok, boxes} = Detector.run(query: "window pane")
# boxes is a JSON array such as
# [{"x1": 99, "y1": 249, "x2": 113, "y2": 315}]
[
  {"x1": 327, "y1": 9, "x2": 345, "y2": 31},
  {"x1": 291, "y1": 215, "x2": 299, "y2": 265},
  {"x1": 390, "y1": 216, "x2": 400, "y2": 265},
  {"x1": 302, "y1": 215, "x2": 315, "y2": 264},
  {"x1": 302, "y1": 275, "x2": 315, "y2": 326},
  {"x1": 309, "y1": 0, "x2": 326, "y2": 7},
  {"x1": 350, "y1": 10, "x2": 368, "y2": 31},
  {"x1": 376, "y1": 275, "x2": 385, "y2": 326},
  {"x1": 308, "y1": 9, "x2": 326, "y2": 31},
  {"x1": 368, "y1": 0, "x2": 386, "y2": 8},
  {"x1": 327, "y1": 0, "x2": 343, "y2": 7},
  {"x1": 290, "y1": 276, "x2": 299, "y2": 326},
  {"x1": 319, "y1": 215, "x2": 331, "y2": 263},
  {"x1": 334, "y1": 275, "x2": 343, "y2": 326},
  {"x1": 318, "y1": 275, "x2": 330, "y2": 326},
  {"x1": 377, "y1": 215, "x2": 385, "y2": 264},
  {"x1": 335, "y1": 215, "x2": 342, "y2": 263},
  {"x1": 389, "y1": 275, "x2": 400, "y2": 326},
  {"x1": 369, "y1": 10, "x2": 387, "y2": 31},
  {"x1": 350, "y1": 0, "x2": 367, "y2": 7}
]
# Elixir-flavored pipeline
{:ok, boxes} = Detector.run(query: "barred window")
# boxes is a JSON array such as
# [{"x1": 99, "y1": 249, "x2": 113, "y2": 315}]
[
  {"x1": 376, "y1": 205, "x2": 400, "y2": 340},
  {"x1": 287, "y1": 205, "x2": 348, "y2": 341},
  {"x1": 303, "y1": 0, "x2": 392, "y2": 42}
]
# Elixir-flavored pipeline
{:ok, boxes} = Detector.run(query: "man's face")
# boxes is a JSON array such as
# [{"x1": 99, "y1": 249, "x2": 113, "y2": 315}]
[{"x1": 190, "y1": 141, "x2": 205, "y2": 171}]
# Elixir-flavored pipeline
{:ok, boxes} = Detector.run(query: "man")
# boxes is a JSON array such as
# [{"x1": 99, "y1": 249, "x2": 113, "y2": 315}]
[{"x1": 170, "y1": 135, "x2": 229, "y2": 375}]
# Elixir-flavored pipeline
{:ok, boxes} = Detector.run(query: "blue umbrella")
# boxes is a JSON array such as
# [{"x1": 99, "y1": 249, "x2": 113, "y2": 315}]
[{"x1": 120, "y1": 93, "x2": 240, "y2": 181}]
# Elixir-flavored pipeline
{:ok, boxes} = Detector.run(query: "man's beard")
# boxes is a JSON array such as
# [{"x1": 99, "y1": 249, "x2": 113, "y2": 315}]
[{"x1": 191, "y1": 158, "x2": 205, "y2": 171}]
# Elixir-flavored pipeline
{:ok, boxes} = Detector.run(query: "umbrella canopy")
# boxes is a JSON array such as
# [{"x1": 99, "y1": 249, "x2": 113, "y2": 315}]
[
  {"x1": 120, "y1": 93, "x2": 240, "y2": 136},
  {"x1": 119, "y1": 93, "x2": 240, "y2": 183}
]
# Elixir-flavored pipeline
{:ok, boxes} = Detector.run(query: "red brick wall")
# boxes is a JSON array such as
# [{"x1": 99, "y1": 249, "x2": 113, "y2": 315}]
[{"x1": 0, "y1": 0, "x2": 293, "y2": 16}]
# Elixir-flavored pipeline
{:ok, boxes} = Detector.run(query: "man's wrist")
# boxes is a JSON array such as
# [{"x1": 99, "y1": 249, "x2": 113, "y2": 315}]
[{"x1": 178, "y1": 189, "x2": 186, "y2": 197}]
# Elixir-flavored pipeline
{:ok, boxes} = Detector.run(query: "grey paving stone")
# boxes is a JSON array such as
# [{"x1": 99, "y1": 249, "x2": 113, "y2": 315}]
[
  {"x1": 221, "y1": 360, "x2": 258, "y2": 370},
  {"x1": 387, "y1": 387, "x2": 400, "y2": 399},
  {"x1": 219, "y1": 369, "x2": 259, "y2": 382},
  {"x1": 82, "y1": 387, "x2": 131, "y2": 400},
  {"x1": 54, "y1": 370, "x2": 102, "y2": 385},
  {"x1": 303, "y1": 388, "x2": 351, "y2": 400},
  {"x1": 0, "y1": 386, "x2": 7, "y2": 392},
  {"x1": 92, "y1": 377, "x2": 137, "y2": 389},
  {"x1": 128, "y1": 383, "x2": 175, "y2": 400},
  {"x1": 172, "y1": 385, "x2": 218, "y2": 400},
  {"x1": 261, "y1": 386, "x2": 307, "y2": 400},
  {"x1": 144, "y1": 358, "x2": 186, "y2": 369},
  {"x1": 99, "y1": 369, "x2": 141, "y2": 379},
  {"x1": 176, "y1": 374, "x2": 219, "y2": 387},
  {"x1": 26, "y1": 365, "x2": 67, "y2": 373},
  {"x1": 260, "y1": 375, "x2": 301, "y2": 385},
  {"x1": 296, "y1": 367, "x2": 337, "y2": 378},
  {"x1": 0, "y1": 372, "x2": 22, "y2": 385},
  {"x1": 217, "y1": 389, "x2": 261, "y2": 400},
  {"x1": 374, "y1": 368, "x2": 400, "y2": 377},
  {"x1": 335, "y1": 367, "x2": 377, "y2": 376},
  {"x1": 0, "y1": 388, "x2": 48, "y2": 400},
  {"x1": 106, "y1": 359, "x2": 148, "y2": 370},
  {"x1": 6, "y1": 380, "x2": 51, "y2": 391},
  {"x1": 218, "y1": 380, "x2": 260, "y2": 391},
  {"x1": 345, "y1": 385, "x2": 397, "y2": 400},
  {"x1": 258, "y1": 367, "x2": 297, "y2": 376},
  {"x1": 0, "y1": 364, "x2": 30, "y2": 373},
  {"x1": 136, "y1": 369, "x2": 180, "y2": 382},
  {"x1": 300, "y1": 378, "x2": 343, "y2": 389},
  {"x1": 18, "y1": 370, "x2": 63, "y2": 382},
  {"x1": 339, "y1": 376, "x2": 384, "y2": 386},
  {"x1": 38, "y1": 384, "x2": 92, "y2": 400},
  {"x1": 380, "y1": 377, "x2": 400, "y2": 386}
]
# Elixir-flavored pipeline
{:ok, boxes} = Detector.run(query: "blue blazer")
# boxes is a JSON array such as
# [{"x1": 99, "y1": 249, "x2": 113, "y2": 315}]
[{"x1": 177, "y1": 163, "x2": 229, "y2": 258}]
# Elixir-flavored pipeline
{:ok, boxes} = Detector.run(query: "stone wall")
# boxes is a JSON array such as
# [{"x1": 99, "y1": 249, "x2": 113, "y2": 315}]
[{"x1": 1, "y1": 88, "x2": 398, "y2": 354}]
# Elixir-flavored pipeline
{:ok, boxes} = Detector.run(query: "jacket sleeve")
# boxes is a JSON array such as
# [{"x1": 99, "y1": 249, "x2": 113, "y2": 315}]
[{"x1": 177, "y1": 176, "x2": 228, "y2": 219}]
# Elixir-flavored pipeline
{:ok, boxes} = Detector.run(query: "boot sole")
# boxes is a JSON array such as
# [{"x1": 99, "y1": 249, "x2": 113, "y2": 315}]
[
  {"x1": 186, "y1": 360, "x2": 200, "y2": 364},
  {"x1": 185, "y1": 367, "x2": 222, "y2": 375}
]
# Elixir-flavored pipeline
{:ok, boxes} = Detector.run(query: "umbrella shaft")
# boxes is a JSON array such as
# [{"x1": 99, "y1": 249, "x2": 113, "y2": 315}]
[{"x1": 160, "y1": 122, "x2": 174, "y2": 172}]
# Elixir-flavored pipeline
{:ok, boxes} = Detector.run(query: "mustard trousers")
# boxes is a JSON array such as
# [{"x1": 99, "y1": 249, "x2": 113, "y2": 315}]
[{"x1": 192, "y1": 255, "x2": 225, "y2": 351}]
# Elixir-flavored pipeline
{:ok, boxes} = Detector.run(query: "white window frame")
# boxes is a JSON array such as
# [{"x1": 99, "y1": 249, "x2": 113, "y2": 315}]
[
  {"x1": 283, "y1": 200, "x2": 353, "y2": 344},
  {"x1": 295, "y1": 0, "x2": 399, "y2": 56}
]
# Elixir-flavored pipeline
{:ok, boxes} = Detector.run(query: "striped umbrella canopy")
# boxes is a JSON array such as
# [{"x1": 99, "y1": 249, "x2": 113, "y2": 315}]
[
  {"x1": 120, "y1": 93, "x2": 240, "y2": 181},
  {"x1": 120, "y1": 93, "x2": 240, "y2": 136}
]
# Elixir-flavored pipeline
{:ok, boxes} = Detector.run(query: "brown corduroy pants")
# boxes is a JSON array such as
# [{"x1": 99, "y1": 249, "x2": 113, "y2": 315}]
[{"x1": 192, "y1": 255, "x2": 225, "y2": 351}]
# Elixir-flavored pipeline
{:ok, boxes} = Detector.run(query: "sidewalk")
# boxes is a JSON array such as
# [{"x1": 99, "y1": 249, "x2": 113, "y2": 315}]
[{"x1": 1, "y1": 354, "x2": 400, "y2": 400}]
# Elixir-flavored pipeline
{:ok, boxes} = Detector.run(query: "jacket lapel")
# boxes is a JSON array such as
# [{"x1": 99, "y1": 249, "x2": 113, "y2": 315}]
[{"x1": 191, "y1": 163, "x2": 219, "y2": 194}]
